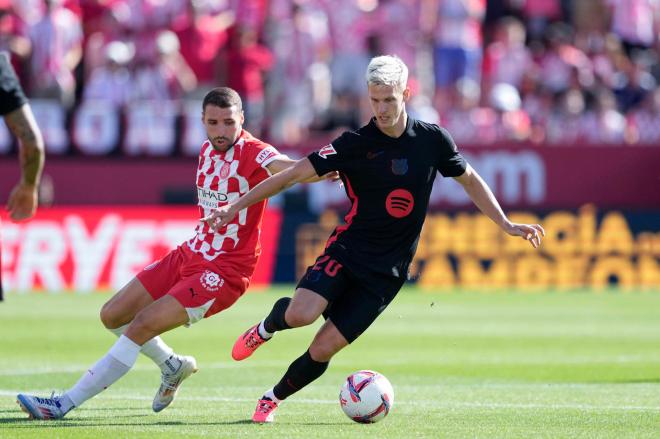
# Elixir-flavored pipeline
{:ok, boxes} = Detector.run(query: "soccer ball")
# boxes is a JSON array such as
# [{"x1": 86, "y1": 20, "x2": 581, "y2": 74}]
[{"x1": 339, "y1": 370, "x2": 394, "y2": 423}]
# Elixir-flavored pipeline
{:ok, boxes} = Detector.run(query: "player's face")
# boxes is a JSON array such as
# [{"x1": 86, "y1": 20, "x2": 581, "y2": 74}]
[
  {"x1": 202, "y1": 104, "x2": 244, "y2": 152},
  {"x1": 368, "y1": 83, "x2": 410, "y2": 135}
]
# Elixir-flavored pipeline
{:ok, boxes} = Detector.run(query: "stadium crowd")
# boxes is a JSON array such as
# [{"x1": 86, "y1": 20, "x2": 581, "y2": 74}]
[{"x1": 1, "y1": 0, "x2": 659, "y2": 152}]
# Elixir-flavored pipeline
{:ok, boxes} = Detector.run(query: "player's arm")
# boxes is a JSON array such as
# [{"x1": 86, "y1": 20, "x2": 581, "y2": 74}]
[
  {"x1": 204, "y1": 157, "x2": 318, "y2": 231},
  {"x1": 453, "y1": 164, "x2": 545, "y2": 248},
  {"x1": 266, "y1": 156, "x2": 338, "y2": 183},
  {"x1": 5, "y1": 103, "x2": 45, "y2": 221}
]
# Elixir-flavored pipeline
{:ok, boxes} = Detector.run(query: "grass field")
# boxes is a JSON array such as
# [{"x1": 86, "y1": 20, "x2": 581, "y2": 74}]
[{"x1": 1, "y1": 287, "x2": 659, "y2": 438}]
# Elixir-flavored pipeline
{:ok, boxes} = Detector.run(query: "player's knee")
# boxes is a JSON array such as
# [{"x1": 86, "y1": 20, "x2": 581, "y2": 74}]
[
  {"x1": 285, "y1": 305, "x2": 319, "y2": 327},
  {"x1": 100, "y1": 301, "x2": 120, "y2": 329}
]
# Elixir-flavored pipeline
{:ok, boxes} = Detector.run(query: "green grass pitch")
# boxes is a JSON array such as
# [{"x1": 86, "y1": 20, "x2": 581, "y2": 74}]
[{"x1": 1, "y1": 287, "x2": 659, "y2": 438}]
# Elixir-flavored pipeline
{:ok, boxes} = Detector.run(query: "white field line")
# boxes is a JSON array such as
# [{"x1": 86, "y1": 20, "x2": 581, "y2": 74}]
[
  {"x1": 1, "y1": 389, "x2": 658, "y2": 412},
  {"x1": 2, "y1": 354, "x2": 658, "y2": 377}
]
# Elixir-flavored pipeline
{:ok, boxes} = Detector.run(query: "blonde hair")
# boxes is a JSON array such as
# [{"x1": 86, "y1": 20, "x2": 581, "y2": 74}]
[{"x1": 365, "y1": 55, "x2": 408, "y2": 90}]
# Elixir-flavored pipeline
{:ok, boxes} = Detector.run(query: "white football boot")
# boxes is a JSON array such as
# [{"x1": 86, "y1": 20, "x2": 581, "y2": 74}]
[
  {"x1": 152, "y1": 355, "x2": 198, "y2": 412},
  {"x1": 17, "y1": 393, "x2": 67, "y2": 420}
]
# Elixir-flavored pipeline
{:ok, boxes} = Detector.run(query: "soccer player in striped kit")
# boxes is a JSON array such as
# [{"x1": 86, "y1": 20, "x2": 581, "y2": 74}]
[{"x1": 16, "y1": 87, "x2": 332, "y2": 419}]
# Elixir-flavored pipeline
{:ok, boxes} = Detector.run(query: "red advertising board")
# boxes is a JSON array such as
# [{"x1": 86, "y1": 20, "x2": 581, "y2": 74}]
[{"x1": 0, "y1": 207, "x2": 282, "y2": 292}]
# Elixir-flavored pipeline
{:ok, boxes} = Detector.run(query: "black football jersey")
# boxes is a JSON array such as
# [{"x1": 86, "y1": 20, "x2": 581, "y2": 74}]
[
  {"x1": 0, "y1": 51, "x2": 27, "y2": 116},
  {"x1": 307, "y1": 116, "x2": 467, "y2": 278}
]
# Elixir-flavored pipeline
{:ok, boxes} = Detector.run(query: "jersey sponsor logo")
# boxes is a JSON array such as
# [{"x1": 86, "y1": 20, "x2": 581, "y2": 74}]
[
  {"x1": 197, "y1": 186, "x2": 228, "y2": 209},
  {"x1": 317, "y1": 144, "x2": 337, "y2": 159},
  {"x1": 256, "y1": 146, "x2": 277, "y2": 164},
  {"x1": 366, "y1": 150, "x2": 384, "y2": 160},
  {"x1": 385, "y1": 189, "x2": 414, "y2": 218},
  {"x1": 199, "y1": 270, "x2": 224, "y2": 292},
  {"x1": 219, "y1": 162, "x2": 231, "y2": 179},
  {"x1": 391, "y1": 159, "x2": 408, "y2": 175}
]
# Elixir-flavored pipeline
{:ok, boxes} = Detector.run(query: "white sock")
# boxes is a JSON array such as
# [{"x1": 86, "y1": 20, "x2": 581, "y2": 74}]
[
  {"x1": 64, "y1": 335, "x2": 140, "y2": 408},
  {"x1": 263, "y1": 388, "x2": 281, "y2": 403},
  {"x1": 258, "y1": 320, "x2": 273, "y2": 340},
  {"x1": 108, "y1": 324, "x2": 174, "y2": 370},
  {"x1": 57, "y1": 394, "x2": 76, "y2": 414},
  {"x1": 160, "y1": 355, "x2": 182, "y2": 375}
]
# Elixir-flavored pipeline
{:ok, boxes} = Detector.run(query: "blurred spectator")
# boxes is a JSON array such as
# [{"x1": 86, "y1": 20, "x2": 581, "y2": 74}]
[
  {"x1": 483, "y1": 17, "x2": 533, "y2": 91},
  {"x1": 545, "y1": 88, "x2": 586, "y2": 144},
  {"x1": 83, "y1": 40, "x2": 134, "y2": 106},
  {"x1": 220, "y1": 25, "x2": 274, "y2": 136},
  {"x1": 317, "y1": 0, "x2": 372, "y2": 122},
  {"x1": 266, "y1": 1, "x2": 327, "y2": 145},
  {"x1": 0, "y1": 0, "x2": 30, "y2": 75},
  {"x1": 606, "y1": 0, "x2": 660, "y2": 57},
  {"x1": 172, "y1": 0, "x2": 234, "y2": 91},
  {"x1": 27, "y1": 0, "x2": 83, "y2": 108},
  {"x1": 627, "y1": 87, "x2": 660, "y2": 144},
  {"x1": 231, "y1": 0, "x2": 268, "y2": 31},
  {"x1": 369, "y1": 0, "x2": 421, "y2": 75},
  {"x1": 314, "y1": 92, "x2": 361, "y2": 135},
  {"x1": 538, "y1": 22, "x2": 591, "y2": 94},
  {"x1": 613, "y1": 52, "x2": 657, "y2": 113},
  {"x1": 581, "y1": 88, "x2": 626, "y2": 144},
  {"x1": 440, "y1": 78, "x2": 498, "y2": 144},
  {"x1": 518, "y1": 0, "x2": 562, "y2": 40},
  {"x1": 422, "y1": 0, "x2": 485, "y2": 113},
  {"x1": 489, "y1": 82, "x2": 531, "y2": 141},
  {"x1": 132, "y1": 30, "x2": 197, "y2": 101}
]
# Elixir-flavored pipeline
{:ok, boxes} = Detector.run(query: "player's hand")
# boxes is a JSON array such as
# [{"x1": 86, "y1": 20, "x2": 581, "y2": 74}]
[
  {"x1": 504, "y1": 222, "x2": 545, "y2": 248},
  {"x1": 6, "y1": 182, "x2": 38, "y2": 221},
  {"x1": 202, "y1": 204, "x2": 237, "y2": 232},
  {"x1": 323, "y1": 171, "x2": 341, "y2": 182}
]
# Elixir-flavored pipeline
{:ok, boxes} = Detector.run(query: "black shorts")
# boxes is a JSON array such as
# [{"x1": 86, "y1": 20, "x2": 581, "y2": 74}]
[
  {"x1": 0, "y1": 52, "x2": 27, "y2": 116},
  {"x1": 296, "y1": 249, "x2": 406, "y2": 343}
]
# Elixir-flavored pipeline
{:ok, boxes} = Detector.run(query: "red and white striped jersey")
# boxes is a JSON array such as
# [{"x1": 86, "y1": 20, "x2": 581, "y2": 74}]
[{"x1": 186, "y1": 130, "x2": 284, "y2": 274}]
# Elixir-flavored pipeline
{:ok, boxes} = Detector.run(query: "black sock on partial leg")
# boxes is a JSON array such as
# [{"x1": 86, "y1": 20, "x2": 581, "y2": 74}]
[
  {"x1": 263, "y1": 297, "x2": 292, "y2": 333},
  {"x1": 272, "y1": 350, "x2": 329, "y2": 400}
]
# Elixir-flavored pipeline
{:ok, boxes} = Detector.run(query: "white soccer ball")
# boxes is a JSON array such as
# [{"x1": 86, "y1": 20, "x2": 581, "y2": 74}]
[{"x1": 339, "y1": 370, "x2": 394, "y2": 423}]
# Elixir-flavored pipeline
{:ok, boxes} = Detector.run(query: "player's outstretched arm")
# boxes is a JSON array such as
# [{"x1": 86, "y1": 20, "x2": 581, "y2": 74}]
[
  {"x1": 5, "y1": 104, "x2": 45, "y2": 221},
  {"x1": 203, "y1": 157, "x2": 318, "y2": 231},
  {"x1": 453, "y1": 164, "x2": 545, "y2": 248},
  {"x1": 266, "y1": 156, "x2": 338, "y2": 183}
]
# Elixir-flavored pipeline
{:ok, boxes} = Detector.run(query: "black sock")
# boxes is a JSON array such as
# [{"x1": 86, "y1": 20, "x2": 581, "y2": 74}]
[
  {"x1": 273, "y1": 350, "x2": 329, "y2": 400},
  {"x1": 263, "y1": 297, "x2": 292, "y2": 333}
]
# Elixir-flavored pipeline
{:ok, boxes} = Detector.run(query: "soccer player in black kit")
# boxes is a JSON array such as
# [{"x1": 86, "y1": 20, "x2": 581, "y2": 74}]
[
  {"x1": 0, "y1": 51, "x2": 45, "y2": 300},
  {"x1": 204, "y1": 55, "x2": 545, "y2": 423}
]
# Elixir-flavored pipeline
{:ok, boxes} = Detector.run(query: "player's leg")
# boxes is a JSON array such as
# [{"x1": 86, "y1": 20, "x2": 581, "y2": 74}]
[
  {"x1": 17, "y1": 295, "x2": 189, "y2": 420},
  {"x1": 232, "y1": 252, "x2": 346, "y2": 361},
  {"x1": 252, "y1": 319, "x2": 348, "y2": 423},
  {"x1": 149, "y1": 266, "x2": 245, "y2": 412},
  {"x1": 100, "y1": 277, "x2": 182, "y2": 372},
  {"x1": 251, "y1": 272, "x2": 405, "y2": 423}
]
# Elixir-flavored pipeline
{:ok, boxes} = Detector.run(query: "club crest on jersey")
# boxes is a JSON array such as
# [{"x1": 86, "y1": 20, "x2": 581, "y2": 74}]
[
  {"x1": 317, "y1": 144, "x2": 337, "y2": 159},
  {"x1": 219, "y1": 162, "x2": 231, "y2": 179},
  {"x1": 200, "y1": 270, "x2": 224, "y2": 292},
  {"x1": 391, "y1": 159, "x2": 408, "y2": 175}
]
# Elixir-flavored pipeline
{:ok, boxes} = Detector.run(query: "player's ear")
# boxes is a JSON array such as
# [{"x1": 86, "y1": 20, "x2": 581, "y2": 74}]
[
  {"x1": 402, "y1": 87, "x2": 411, "y2": 102},
  {"x1": 240, "y1": 110, "x2": 245, "y2": 125}
]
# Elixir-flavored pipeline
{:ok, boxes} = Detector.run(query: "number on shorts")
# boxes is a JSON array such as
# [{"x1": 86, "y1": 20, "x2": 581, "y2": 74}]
[{"x1": 312, "y1": 255, "x2": 343, "y2": 278}]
